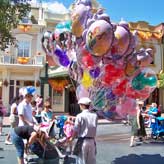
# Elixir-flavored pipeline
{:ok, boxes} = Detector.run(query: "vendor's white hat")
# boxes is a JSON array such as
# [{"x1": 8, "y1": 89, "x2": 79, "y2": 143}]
[{"x1": 78, "y1": 97, "x2": 91, "y2": 105}]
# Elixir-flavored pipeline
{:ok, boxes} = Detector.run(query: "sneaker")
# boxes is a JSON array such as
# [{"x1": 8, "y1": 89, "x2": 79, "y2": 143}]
[{"x1": 5, "y1": 140, "x2": 13, "y2": 145}]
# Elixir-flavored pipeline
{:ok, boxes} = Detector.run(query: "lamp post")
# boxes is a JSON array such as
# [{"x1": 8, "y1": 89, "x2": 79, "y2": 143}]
[{"x1": 40, "y1": 62, "x2": 49, "y2": 98}]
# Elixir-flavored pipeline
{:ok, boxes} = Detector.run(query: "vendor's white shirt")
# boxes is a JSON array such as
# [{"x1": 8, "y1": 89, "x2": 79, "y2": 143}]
[{"x1": 74, "y1": 109, "x2": 98, "y2": 138}]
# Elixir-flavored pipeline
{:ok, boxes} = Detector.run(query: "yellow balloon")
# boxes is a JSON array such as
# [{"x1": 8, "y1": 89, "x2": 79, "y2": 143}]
[{"x1": 81, "y1": 71, "x2": 93, "y2": 88}]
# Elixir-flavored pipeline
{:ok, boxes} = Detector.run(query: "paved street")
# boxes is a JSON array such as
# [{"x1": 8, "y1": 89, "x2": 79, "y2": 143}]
[
  {"x1": 1, "y1": 123, "x2": 164, "y2": 164},
  {"x1": 96, "y1": 124, "x2": 164, "y2": 164}
]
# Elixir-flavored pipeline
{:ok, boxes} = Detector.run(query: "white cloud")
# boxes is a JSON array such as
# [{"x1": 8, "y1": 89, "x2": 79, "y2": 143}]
[{"x1": 42, "y1": 1, "x2": 69, "y2": 14}]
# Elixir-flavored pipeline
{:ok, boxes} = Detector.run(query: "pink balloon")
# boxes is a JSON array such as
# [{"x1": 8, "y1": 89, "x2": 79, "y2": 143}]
[{"x1": 116, "y1": 97, "x2": 136, "y2": 117}]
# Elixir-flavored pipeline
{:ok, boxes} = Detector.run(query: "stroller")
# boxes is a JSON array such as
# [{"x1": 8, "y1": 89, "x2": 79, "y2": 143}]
[
  {"x1": 26, "y1": 122, "x2": 80, "y2": 164},
  {"x1": 150, "y1": 116, "x2": 164, "y2": 139}
]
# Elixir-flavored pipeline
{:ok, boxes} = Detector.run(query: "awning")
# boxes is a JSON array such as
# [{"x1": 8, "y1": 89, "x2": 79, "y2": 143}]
[
  {"x1": 48, "y1": 66, "x2": 69, "y2": 78},
  {"x1": 48, "y1": 79, "x2": 69, "y2": 92}
]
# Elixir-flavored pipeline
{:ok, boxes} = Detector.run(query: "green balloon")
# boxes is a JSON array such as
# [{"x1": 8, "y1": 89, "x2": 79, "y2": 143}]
[
  {"x1": 55, "y1": 20, "x2": 72, "y2": 31},
  {"x1": 132, "y1": 73, "x2": 145, "y2": 90},
  {"x1": 143, "y1": 76, "x2": 157, "y2": 87}
]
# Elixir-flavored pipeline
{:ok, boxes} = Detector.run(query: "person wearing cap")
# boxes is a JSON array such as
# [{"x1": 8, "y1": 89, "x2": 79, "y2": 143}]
[
  {"x1": 130, "y1": 100, "x2": 147, "y2": 147},
  {"x1": 17, "y1": 87, "x2": 36, "y2": 127},
  {"x1": 72, "y1": 97, "x2": 98, "y2": 164},
  {"x1": 10, "y1": 124, "x2": 47, "y2": 164}
]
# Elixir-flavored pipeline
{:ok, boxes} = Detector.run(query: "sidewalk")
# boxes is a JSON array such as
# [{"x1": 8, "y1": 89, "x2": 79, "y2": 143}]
[{"x1": 2, "y1": 116, "x2": 120, "y2": 127}]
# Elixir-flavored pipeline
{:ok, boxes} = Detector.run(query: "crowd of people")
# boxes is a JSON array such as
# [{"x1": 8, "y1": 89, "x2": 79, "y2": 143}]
[
  {"x1": 129, "y1": 100, "x2": 162, "y2": 147},
  {"x1": 0, "y1": 86, "x2": 98, "y2": 164},
  {"x1": 0, "y1": 85, "x2": 163, "y2": 164}
]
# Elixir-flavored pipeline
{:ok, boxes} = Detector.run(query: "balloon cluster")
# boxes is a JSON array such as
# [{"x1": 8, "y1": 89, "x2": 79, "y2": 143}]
[{"x1": 41, "y1": 0, "x2": 157, "y2": 119}]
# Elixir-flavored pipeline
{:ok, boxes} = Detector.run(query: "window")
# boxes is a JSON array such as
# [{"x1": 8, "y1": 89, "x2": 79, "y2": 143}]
[
  {"x1": 53, "y1": 91, "x2": 63, "y2": 105},
  {"x1": 17, "y1": 41, "x2": 30, "y2": 57}
]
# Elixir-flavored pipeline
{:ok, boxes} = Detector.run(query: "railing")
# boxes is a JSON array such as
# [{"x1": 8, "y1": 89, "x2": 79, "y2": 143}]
[{"x1": 0, "y1": 55, "x2": 45, "y2": 65}]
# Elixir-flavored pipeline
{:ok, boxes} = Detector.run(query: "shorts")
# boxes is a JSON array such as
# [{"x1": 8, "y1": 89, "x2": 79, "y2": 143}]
[{"x1": 10, "y1": 129, "x2": 24, "y2": 158}]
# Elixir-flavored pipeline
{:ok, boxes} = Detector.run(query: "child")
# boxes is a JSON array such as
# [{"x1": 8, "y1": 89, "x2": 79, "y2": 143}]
[
  {"x1": 41, "y1": 100, "x2": 55, "y2": 124},
  {"x1": 57, "y1": 117, "x2": 75, "y2": 154},
  {"x1": 56, "y1": 115, "x2": 67, "y2": 138}
]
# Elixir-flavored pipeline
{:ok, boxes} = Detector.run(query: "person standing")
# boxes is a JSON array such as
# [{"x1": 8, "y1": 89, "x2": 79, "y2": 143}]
[
  {"x1": 5, "y1": 96, "x2": 21, "y2": 145},
  {"x1": 130, "y1": 100, "x2": 147, "y2": 147},
  {"x1": 17, "y1": 87, "x2": 36, "y2": 127},
  {"x1": 72, "y1": 97, "x2": 98, "y2": 164},
  {"x1": 0, "y1": 99, "x2": 6, "y2": 135}
]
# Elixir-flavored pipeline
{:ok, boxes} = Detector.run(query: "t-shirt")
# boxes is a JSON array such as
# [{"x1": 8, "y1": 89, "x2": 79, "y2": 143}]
[
  {"x1": 148, "y1": 107, "x2": 158, "y2": 116},
  {"x1": 41, "y1": 110, "x2": 53, "y2": 123},
  {"x1": 18, "y1": 100, "x2": 33, "y2": 126},
  {"x1": 14, "y1": 125, "x2": 34, "y2": 140}
]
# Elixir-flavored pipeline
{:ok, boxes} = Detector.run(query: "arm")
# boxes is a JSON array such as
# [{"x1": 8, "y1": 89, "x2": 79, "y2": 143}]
[
  {"x1": 11, "y1": 103, "x2": 17, "y2": 115},
  {"x1": 69, "y1": 116, "x2": 80, "y2": 141},
  {"x1": 136, "y1": 109, "x2": 141, "y2": 129}
]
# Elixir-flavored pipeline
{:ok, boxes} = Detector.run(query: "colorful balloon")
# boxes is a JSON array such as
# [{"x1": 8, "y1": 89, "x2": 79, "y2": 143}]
[
  {"x1": 59, "y1": 56, "x2": 70, "y2": 67},
  {"x1": 86, "y1": 20, "x2": 114, "y2": 56},
  {"x1": 81, "y1": 71, "x2": 93, "y2": 88},
  {"x1": 111, "y1": 25, "x2": 131, "y2": 56},
  {"x1": 89, "y1": 67, "x2": 100, "y2": 78},
  {"x1": 71, "y1": 4, "x2": 91, "y2": 37}
]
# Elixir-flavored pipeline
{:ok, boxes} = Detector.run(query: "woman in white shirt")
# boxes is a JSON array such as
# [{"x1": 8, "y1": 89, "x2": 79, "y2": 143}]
[{"x1": 5, "y1": 96, "x2": 21, "y2": 145}]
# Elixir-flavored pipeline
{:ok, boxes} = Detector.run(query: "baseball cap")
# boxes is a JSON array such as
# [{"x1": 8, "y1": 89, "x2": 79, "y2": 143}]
[
  {"x1": 78, "y1": 97, "x2": 91, "y2": 105},
  {"x1": 19, "y1": 86, "x2": 36, "y2": 97}
]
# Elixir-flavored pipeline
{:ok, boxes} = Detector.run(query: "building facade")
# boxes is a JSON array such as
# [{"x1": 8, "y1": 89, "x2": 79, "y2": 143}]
[{"x1": 0, "y1": 1, "x2": 163, "y2": 113}]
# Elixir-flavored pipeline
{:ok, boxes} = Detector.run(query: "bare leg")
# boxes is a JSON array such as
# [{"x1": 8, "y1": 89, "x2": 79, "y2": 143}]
[
  {"x1": 130, "y1": 135, "x2": 135, "y2": 147},
  {"x1": 6, "y1": 133, "x2": 10, "y2": 141},
  {"x1": 0, "y1": 124, "x2": 2, "y2": 135},
  {"x1": 17, "y1": 157, "x2": 24, "y2": 164}
]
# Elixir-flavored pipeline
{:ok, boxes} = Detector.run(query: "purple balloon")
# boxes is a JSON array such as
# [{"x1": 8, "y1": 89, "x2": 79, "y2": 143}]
[
  {"x1": 106, "y1": 89, "x2": 116, "y2": 101},
  {"x1": 89, "y1": 67, "x2": 100, "y2": 78},
  {"x1": 54, "y1": 48, "x2": 65, "y2": 58},
  {"x1": 59, "y1": 56, "x2": 70, "y2": 67}
]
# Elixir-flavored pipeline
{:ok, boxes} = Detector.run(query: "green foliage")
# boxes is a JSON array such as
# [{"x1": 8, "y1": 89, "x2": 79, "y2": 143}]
[
  {"x1": 0, "y1": 0, "x2": 31, "y2": 51},
  {"x1": 158, "y1": 73, "x2": 164, "y2": 88}
]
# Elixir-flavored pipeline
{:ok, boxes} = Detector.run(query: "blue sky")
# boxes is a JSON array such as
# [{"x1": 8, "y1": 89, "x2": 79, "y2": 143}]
[{"x1": 40, "y1": 0, "x2": 164, "y2": 25}]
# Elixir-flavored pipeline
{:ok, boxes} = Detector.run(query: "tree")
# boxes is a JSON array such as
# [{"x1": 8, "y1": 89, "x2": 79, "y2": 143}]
[{"x1": 0, "y1": 0, "x2": 31, "y2": 51}]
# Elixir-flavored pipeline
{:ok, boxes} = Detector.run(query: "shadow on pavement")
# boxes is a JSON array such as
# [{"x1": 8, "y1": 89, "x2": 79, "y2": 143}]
[
  {"x1": 0, "y1": 148, "x2": 4, "y2": 151},
  {"x1": 112, "y1": 154, "x2": 164, "y2": 164}
]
